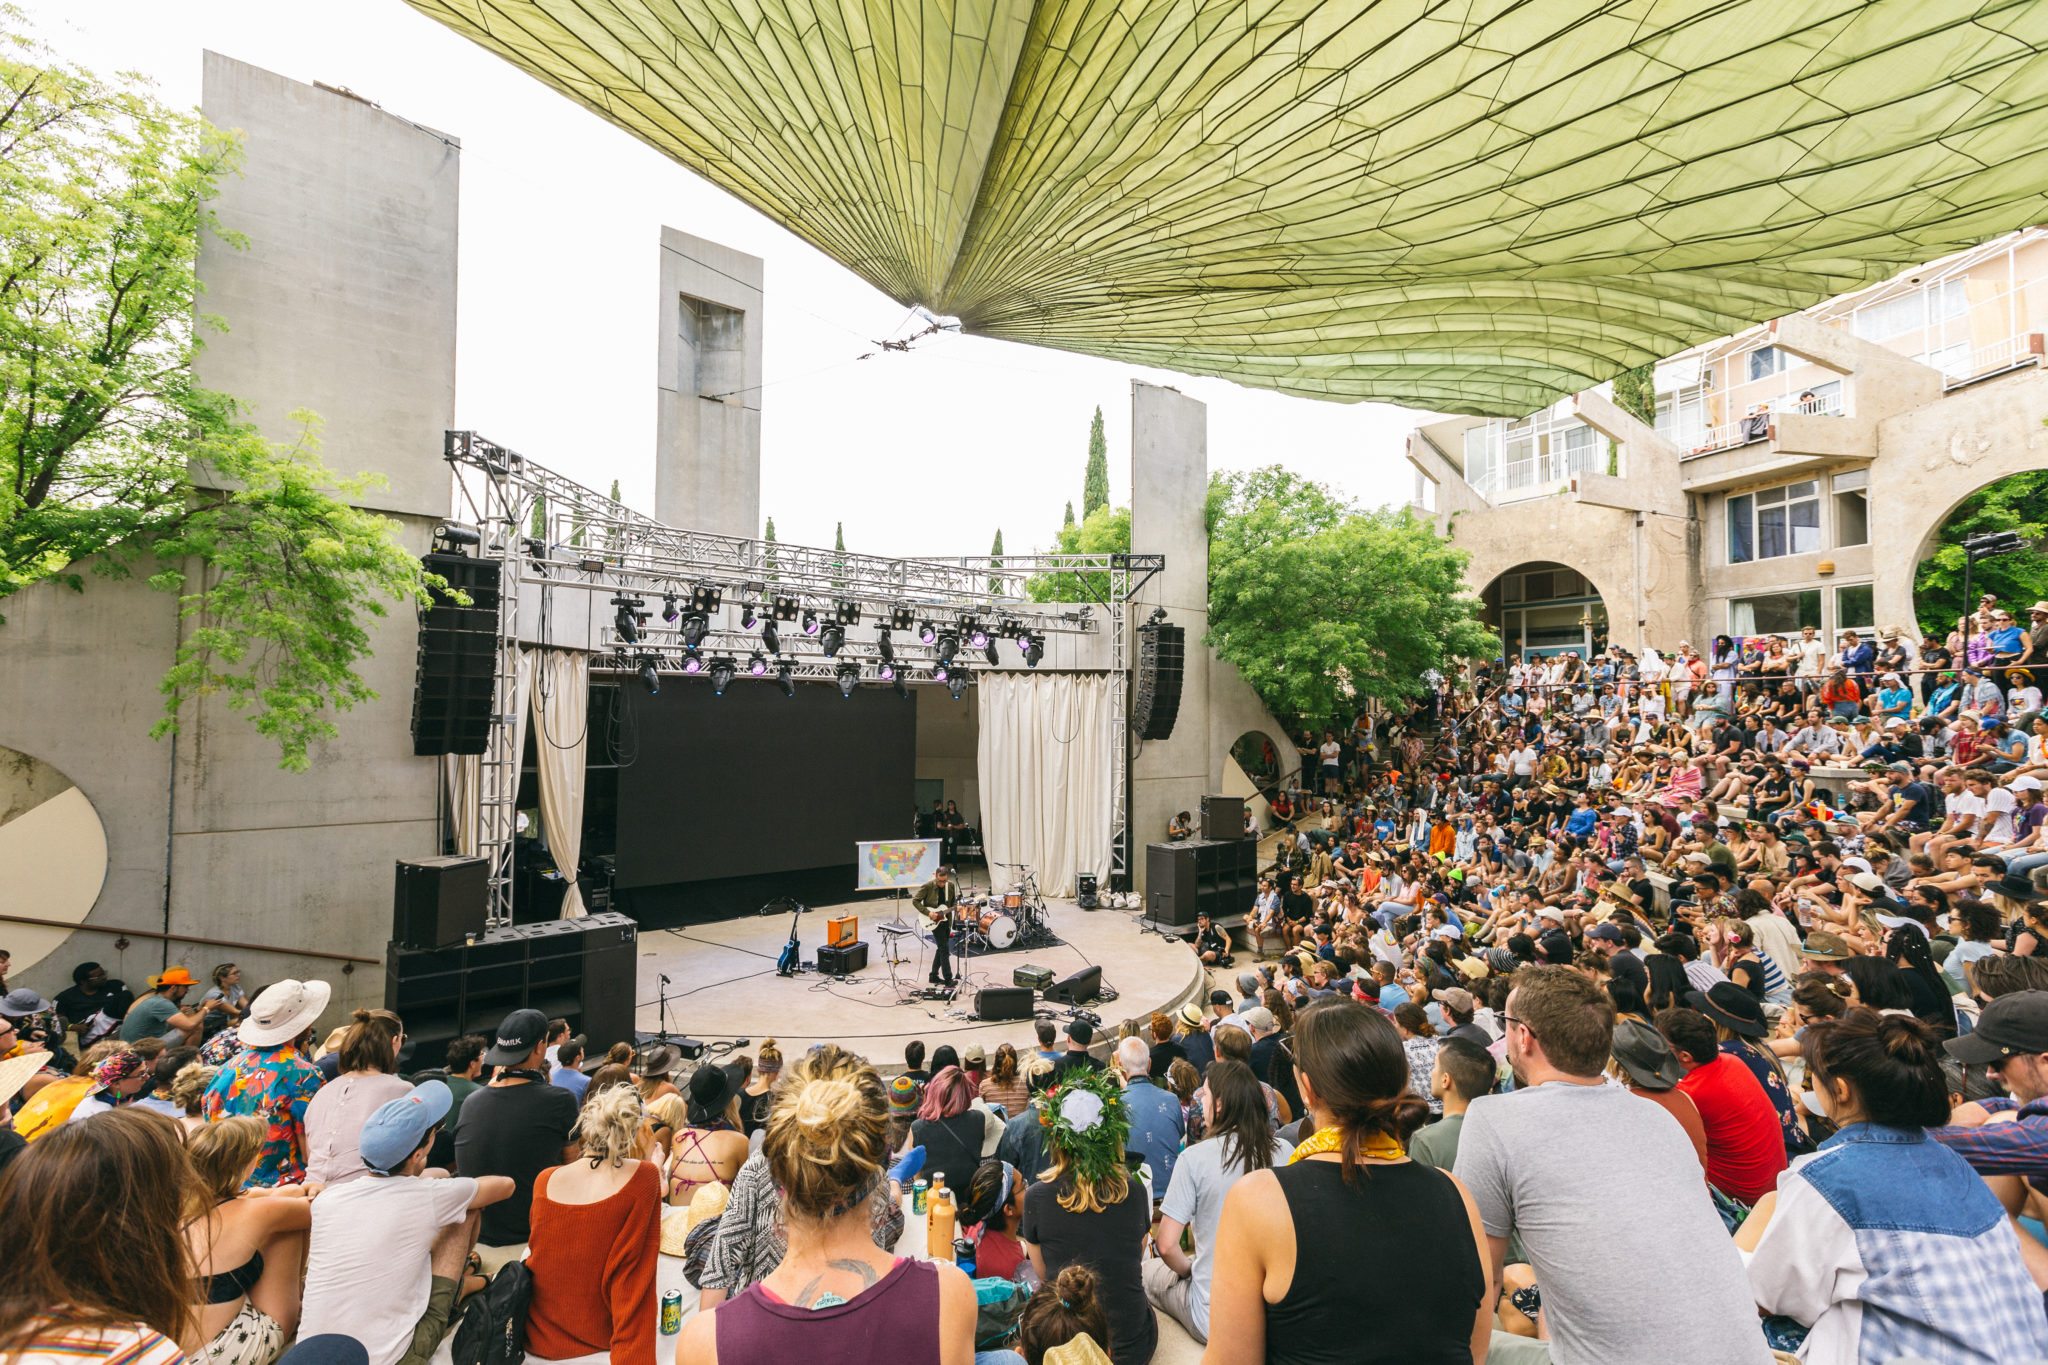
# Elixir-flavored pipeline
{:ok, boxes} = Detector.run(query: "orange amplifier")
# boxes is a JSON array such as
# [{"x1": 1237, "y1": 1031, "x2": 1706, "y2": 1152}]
[{"x1": 827, "y1": 915, "x2": 859, "y2": 947}]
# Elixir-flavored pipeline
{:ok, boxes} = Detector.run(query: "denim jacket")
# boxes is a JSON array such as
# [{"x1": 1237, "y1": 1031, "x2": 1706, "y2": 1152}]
[{"x1": 1746, "y1": 1122, "x2": 2048, "y2": 1365}]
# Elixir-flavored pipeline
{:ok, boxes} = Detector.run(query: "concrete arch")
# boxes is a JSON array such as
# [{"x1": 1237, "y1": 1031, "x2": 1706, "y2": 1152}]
[{"x1": 1471, "y1": 555, "x2": 1627, "y2": 661}]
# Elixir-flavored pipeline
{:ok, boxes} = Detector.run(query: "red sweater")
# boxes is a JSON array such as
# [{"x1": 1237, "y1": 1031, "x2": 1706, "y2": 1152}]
[
  {"x1": 524, "y1": 1160, "x2": 662, "y2": 1365},
  {"x1": 1675, "y1": 1055, "x2": 1787, "y2": 1204}
]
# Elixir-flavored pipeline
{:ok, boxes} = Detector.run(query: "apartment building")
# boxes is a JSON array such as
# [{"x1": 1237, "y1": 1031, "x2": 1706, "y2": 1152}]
[{"x1": 1406, "y1": 229, "x2": 2048, "y2": 659}]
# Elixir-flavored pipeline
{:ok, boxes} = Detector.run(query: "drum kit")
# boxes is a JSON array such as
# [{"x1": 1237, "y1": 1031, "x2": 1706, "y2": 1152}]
[{"x1": 960, "y1": 865, "x2": 1057, "y2": 951}]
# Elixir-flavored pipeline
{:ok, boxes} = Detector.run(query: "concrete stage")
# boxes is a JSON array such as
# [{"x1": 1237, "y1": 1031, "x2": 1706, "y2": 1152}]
[{"x1": 630, "y1": 896, "x2": 1206, "y2": 1066}]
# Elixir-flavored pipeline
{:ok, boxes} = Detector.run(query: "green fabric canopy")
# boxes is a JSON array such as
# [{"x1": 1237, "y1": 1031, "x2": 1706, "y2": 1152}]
[{"x1": 409, "y1": 0, "x2": 2048, "y2": 415}]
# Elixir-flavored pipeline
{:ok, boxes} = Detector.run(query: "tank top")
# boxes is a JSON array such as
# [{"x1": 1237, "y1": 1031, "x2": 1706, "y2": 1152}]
[
  {"x1": 715, "y1": 1256, "x2": 939, "y2": 1365},
  {"x1": 1264, "y1": 1158, "x2": 1484, "y2": 1365}
]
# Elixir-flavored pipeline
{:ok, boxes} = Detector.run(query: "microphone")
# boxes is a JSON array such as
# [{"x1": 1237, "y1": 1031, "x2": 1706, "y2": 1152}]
[{"x1": 659, "y1": 974, "x2": 672, "y2": 985}]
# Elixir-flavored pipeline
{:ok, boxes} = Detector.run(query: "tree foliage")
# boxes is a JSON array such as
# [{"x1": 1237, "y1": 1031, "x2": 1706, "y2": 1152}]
[
  {"x1": 1913, "y1": 468, "x2": 2048, "y2": 638},
  {"x1": 1, "y1": 19, "x2": 431, "y2": 769},
  {"x1": 989, "y1": 527, "x2": 1003, "y2": 594},
  {"x1": 1207, "y1": 466, "x2": 1494, "y2": 724},
  {"x1": 1082, "y1": 406, "x2": 1109, "y2": 518},
  {"x1": 1025, "y1": 503, "x2": 1128, "y2": 603},
  {"x1": 1063, "y1": 500, "x2": 1075, "y2": 529}
]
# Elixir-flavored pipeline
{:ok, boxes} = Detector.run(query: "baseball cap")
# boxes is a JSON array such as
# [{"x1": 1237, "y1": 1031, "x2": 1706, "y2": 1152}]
[
  {"x1": 1947, "y1": 992, "x2": 2048, "y2": 1064},
  {"x1": 482, "y1": 1007, "x2": 550, "y2": 1067},
  {"x1": 1848, "y1": 871, "x2": 1885, "y2": 892},
  {"x1": 1584, "y1": 923, "x2": 1624, "y2": 944},
  {"x1": 1841, "y1": 857, "x2": 1873, "y2": 874},
  {"x1": 2015, "y1": 776, "x2": 2044, "y2": 793},
  {"x1": 1241, "y1": 1006, "x2": 1277, "y2": 1032},
  {"x1": 359, "y1": 1080, "x2": 453, "y2": 1173},
  {"x1": 1437, "y1": 986, "x2": 1476, "y2": 1014},
  {"x1": 1799, "y1": 931, "x2": 1852, "y2": 961},
  {"x1": 962, "y1": 1043, "x2": 986, "y2": 1064},
  {"x1": 1208, "y1": 989, "x2": 1233, "y2": 1007}
]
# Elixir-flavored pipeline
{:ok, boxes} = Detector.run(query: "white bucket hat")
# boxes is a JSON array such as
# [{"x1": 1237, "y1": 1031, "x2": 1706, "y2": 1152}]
[{"x1": 239, "y1": 978, "x2": 332, "y2": 1048}]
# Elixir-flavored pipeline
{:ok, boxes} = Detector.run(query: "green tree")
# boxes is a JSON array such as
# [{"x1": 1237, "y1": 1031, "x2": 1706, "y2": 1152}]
[
  {"x1": 1064, "y1": 500, "x2": 1075, "y2": 529},
  {"x1": 1082, "y1": 406, "x2": 1109, "y2": 517},
  {"x1": 1608, "y1": 361, "x2": 1655, "y2": 477},
  {"x1": 530, "y1": 491, "x2": 547, "y2": 539},
  {"x1": 609, "y1": 478, "x2": 622, "y2": 505},
  {"x1": 1207, "y1": 466, "x2": 1493, "y2": 723},
  {"x1": 832, "y1": 520, "x2": 846, "y2": 591},
  {"x1": 989, "y1": 527, "x2": 1004, "y2": 594},
  {"x1": 764, "y1": 514, "x2": 776, "y2": 579},
  {"x1": 1025, "y1": 504, "x2": 1129, "y2": 603},
  {"x1": 1913, "y1": 468, "x2": 2048, "y2": 638},
  {"x1": 0, "y1": 22, "x2": 431, "y2": 770}
]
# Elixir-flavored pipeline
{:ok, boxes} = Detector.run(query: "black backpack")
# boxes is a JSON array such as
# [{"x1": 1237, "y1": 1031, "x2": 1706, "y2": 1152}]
[{"x1": 451, "y1": 1260, "x2": 532, "y2": 1365}]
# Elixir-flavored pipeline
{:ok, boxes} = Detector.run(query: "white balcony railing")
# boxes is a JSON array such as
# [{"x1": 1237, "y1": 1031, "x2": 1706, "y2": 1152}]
[{"x1": 1945, "y1": 332, "x2": 2045, "y2": 387}]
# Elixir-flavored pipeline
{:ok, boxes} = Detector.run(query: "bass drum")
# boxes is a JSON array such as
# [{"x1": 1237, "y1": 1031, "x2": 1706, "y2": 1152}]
[{"x1": 982, "y1": 914, "x2": 1018, "y2": 949}]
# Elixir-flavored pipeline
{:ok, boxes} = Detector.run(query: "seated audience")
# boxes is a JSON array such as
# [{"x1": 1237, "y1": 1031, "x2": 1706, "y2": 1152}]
[
  {"x1": 303, "y1": 1009, "x2": 412, "y2": 1186},
  {"x1": 182, "y1": 1114, "x2": 314, "y2": 1365},
  {"x1": 525, "y1": 1083, "x2": 661, "y2": 1365}
]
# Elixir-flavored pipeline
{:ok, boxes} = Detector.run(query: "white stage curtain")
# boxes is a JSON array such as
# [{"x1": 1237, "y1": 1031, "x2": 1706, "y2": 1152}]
[
  {"x1": 975, "y1": 673, "x2": 1116, "y2": 898},
  {"x1": 441, "y1": 755, "x2": 480, "y2": 856},
  {"x1": 530, "y1": 648, "x2": 589, "y2": 918}
]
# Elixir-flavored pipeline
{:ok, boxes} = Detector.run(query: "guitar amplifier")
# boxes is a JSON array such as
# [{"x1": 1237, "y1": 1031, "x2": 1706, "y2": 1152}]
[
  {"x1": 816, "y1": 940, "x2": 868, "y2": 975},
  {"x1": 1013, "y1": 963, "x2": 1056, "y2": 990},
  {"x1": 827, "y1": 915, "x2": 858, "y2": 947}
]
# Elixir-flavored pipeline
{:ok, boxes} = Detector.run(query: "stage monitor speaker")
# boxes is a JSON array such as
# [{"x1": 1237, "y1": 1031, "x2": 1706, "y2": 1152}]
[
  {"x1": 1042, "y1": 965, "x2": 1103, "y2": 1006},
  {"x1": 827, "y1": 915, "x2": 858, "y2": 947},
  {"x1": 1200, "y1": 795, "x2": 1244, "y2": 841},
  {"x1": 1132, "y1": 623, "x2": 1184, "y2": 741},
  {"x1": 411, "y1": 552, "x2": 502, "y2": 756},
  {"x1": 1076, "y1": 874, "x2": 1099, "y2": 910},
  {"x1": 393, "y1": 856, "x2": 488, "y2": 950},
  {"x1": 816, "y1": 940, "x2": 868, "y2": 975},
  {"x1": 977, "y1": 985, "x2": 1035, "y2": 1020}
]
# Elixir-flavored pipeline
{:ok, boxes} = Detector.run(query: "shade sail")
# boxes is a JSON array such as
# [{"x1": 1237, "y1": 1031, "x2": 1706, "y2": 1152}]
[{"x1": 409, "y1": 0, "x2": 2048, "y2": 415}]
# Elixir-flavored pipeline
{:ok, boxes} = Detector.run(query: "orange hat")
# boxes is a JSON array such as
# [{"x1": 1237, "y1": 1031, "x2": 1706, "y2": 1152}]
[{"x1": 153, "y1": 966, "x2": 198, "y2": 988}]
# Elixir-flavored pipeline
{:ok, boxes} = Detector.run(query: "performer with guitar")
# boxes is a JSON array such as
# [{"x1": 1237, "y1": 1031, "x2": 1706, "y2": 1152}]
[{"x1": 912, "y1": 865, "x2": 959, "y2": 988}]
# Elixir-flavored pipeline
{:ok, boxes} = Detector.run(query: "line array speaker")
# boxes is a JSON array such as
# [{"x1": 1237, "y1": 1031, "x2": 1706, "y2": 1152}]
[
  {"x1": 1132, "y1": 622, "x2": 1184, "y2": 742},
  {"x1": 1145, "y1": 838, "x2": 1259, "y2": 928},
  {"x1": 411, "y1": 552, "x2": 501, "y2": 756},
  {"x1": 1199, "y1": 795, "x2": 1245, "y2": 841}
]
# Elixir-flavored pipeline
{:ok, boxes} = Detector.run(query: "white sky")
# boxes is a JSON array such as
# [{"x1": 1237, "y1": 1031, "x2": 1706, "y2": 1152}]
[{"x1": 22, "y1": 0, "x2": 1438, "y2": 559}]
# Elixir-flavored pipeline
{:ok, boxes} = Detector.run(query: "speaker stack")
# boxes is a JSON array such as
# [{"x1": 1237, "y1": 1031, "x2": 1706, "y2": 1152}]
[
  {"x1": 393, "y1": 856, "x2": 489, "y2": 950},
  {"x1": 1199, "y1": 795, "x2": 1245, "y2": 841},
  {"x1": 1132, "y1": 621, "x2": 1184, "y2": 741},
  {"x1": 411, "y1": 551, "x2": 501, "y2": 757},
  {"x1": 1145, "y1": 838, "x2": 1259, "y2": 928}
]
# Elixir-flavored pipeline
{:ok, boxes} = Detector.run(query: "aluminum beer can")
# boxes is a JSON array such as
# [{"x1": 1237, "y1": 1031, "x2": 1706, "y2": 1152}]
[
  {"x1": 912, "y1": 1178, "x2": 929, "y2": 1216},
  {"x1": 660, "y1": 1289, "x2": 682, "y2": 1335}
]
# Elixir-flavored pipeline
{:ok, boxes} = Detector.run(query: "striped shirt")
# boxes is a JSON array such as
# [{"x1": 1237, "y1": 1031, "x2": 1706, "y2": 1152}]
[{"x1": 7, "y1": 1320, "x2": 184, "y2": 1365}]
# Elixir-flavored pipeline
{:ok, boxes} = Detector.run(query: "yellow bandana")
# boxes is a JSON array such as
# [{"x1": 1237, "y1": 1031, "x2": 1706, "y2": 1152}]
[{"x1": 1289, "y1": 1124, "x2": 1405, "y2": 1164}]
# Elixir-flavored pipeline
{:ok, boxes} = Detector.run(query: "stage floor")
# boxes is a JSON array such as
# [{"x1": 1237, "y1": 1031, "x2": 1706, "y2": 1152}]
[{"x1": 631, "y1": 896, "x2": 1205, "y2": 1068}]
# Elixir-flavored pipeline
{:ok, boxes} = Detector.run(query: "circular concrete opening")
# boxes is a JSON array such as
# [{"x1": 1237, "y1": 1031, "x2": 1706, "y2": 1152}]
[{"x1": 0, "y1": 746, "x2": 109, "y2": 975}]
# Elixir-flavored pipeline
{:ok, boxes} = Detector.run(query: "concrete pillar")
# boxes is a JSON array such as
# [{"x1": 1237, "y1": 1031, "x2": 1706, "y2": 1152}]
[
  {"x1": 655, "y1": 229, "x2": 763, "y2": 539},
  {"x1": 1129, "y1": 382, "x2": 1210, "y2": 892}
]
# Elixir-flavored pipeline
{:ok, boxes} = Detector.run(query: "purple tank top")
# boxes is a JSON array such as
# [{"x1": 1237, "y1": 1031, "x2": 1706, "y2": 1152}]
[{"x1": 715, "y1": 1257, "x2": 939, "y2": 1365}]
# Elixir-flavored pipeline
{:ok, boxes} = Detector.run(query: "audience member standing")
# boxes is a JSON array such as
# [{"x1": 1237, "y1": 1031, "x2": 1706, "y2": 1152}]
[
  {"x1": 453, "y1": 1008, "x2": 581, "y2": 1270},
  {"x1": 1455, "y1": 967, "x2": 1769, "y2": 1364}
]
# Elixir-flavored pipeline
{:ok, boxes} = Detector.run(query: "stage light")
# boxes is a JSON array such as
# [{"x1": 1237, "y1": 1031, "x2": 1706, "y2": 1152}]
[
  {"x1": 802, "y1": 609, "x2": 820, "y2": 636},
  {"x1": 877, "y1": 627, "x2": 895, "y2": 667},
  {"x1": 835, "y1": 599, "x2": 861, "y2": 625},
  {"x1": 680, "y1": 612, "x2": 708, "y2": 648},
  {"x1": 893, "y1": 673, "x2": 909, "y2": 700},
  {"x1": 917, "y1": 619, "x2": 937, "y2": 645},
  {"x1": 747, "y1": 651, "x2": 768, "y2": 677},
  {"x1": 936, "y1": 630, "x2": 959, "y2": 665},
  {"x1": 773, "y1": 595, "x2": 800, "y2": 621},
  {"x1": 998, "y1": 616, "x2": 1024, "y2": 646},
  {"x1": 709, "y1": 656, "x2": 737, "y2": 695},
  {"x1": 1023, "y1": 633, "x2": 1044, "y2": 668},
  {"x1": 932, "y1": 661, "x2": 950, "y2": 682},
  {"x1": 762, "y1": 619, "x2": 781, "y2": 655},
  {"x1": 612, "y1": 597, "x2": 643, "y2": 645},
  {"x1": 982, "y1": 638, "x2": 1001, "y2": 668},
  {"x1": 741, "y1": 601, "x2": 758, "y2": 628},
  {"x1": 946, "y1": 671, "x2": 968, "y2": 700},
  {"x1": 820, "y1": 622, "x2": 846, "y2": 657},
  {"x1": 961, "y1": 616, "x2": 988, "y2": 649},
  {"x1": 1011, "y1": 621, "x2": 1032, "y2": 650},
  {"x1": 661, "y1": 593, "x2": 681, "y2": 625},
  {"x1": 836, "y1": 663, "x2": 860, "y2": 697},
  {"x1": 879, "y1": 660, "x2": 896, "y2": 680},
  {"x1": 891, "y1": 604, "x2": 916, "y2": 631},
  {"x1": 775, "y1": 661, "x2": 795, "y2": 697},
  {"x1": 681, "y1": 650, "x2": 704, "y2": 675},
  {"x1": 691, "y1": 582, "x2": 723, "y2": 614},
  {"x1": 637, "y1": 658, "x2": 660, "y2": 695}
]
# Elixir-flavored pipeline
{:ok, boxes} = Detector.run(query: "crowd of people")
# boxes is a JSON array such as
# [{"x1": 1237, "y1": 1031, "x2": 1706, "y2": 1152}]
[{"x1": 6, "y1": 601, "x2": 2048, "y2": 1365}]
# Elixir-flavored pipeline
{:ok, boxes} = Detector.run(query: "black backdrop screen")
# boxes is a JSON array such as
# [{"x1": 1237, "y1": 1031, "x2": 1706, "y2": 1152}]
[{"x1": 613, "y1": 681, "x2": 916, "y2": 889}]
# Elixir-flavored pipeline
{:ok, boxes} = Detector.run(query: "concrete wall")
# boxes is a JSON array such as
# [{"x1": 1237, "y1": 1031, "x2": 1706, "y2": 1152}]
[
  {"x1": 3, "y1": 56, "x2": 458, "y2": 1026},
  {"x1": 655, "y1": 229, "x2": 763, "y2": 540}
]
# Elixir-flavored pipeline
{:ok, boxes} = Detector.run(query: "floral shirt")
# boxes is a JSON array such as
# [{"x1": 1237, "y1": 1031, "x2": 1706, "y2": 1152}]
[{"x1": 201, "y1": 1041, "x2": 322, "y2": 1187}]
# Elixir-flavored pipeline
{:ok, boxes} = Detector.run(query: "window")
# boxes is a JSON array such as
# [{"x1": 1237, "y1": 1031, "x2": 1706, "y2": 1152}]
[
  {"x1": 1853, "y1": 278, "x2": 1968, "y2": 342},
  {"x1": 1727, "y1": 480, "x2": 1820, "y2": 563},
  {"x1": 1747, "y1": 346, "x2": 1787, "y2": 382},
  {"x1": 1730, "y1": 590, "x2": 1821, "y2": 637},
  {"x1": 680, "y1": 295, "x2": 745, "y2": 402},
  {"x1": 1836, "y1": 584, "x2": 1874, "y2": 633},
  {"x1": 1833, "y1": 470, "x2": 1868, "y2": 547}
]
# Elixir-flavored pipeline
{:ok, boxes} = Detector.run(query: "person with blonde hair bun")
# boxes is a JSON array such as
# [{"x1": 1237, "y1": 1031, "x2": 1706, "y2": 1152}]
[
  {"x1": 181, "y1": 1115, "x2": 313, "y2": 1365},
  {"x1": 679, "y1": 1044, "x2": 977, "y2": 1365},
  {"x1": 525, "y1": 1083, "x2": 662, "y2": 1365}
]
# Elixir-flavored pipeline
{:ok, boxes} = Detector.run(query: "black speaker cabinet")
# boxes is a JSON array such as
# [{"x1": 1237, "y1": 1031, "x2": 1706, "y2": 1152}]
[
  {"x1": 411, "y1": 552, "x2": 501, "y2": 756},
  {"x1": 976, "y1": 985, "x2": 1036, "y2": 1020},
  {"x1": 1076, "y1": 874, "x2": 1099, "y2": 909},
  {"x1": 1133, "y1": 622, "x2": 1184, "y2": 741},
  {"x1": 393, "y1": 856, "x2": 489, "y2": 950},
  {"x1": 1200, "y1": 795, "x2": 1245, "y2": 841},
  {"x1": 1145, "y1": 839, "x2": 1258, "y2": 928},
  {"x1": 1042, "y1": 965, "x2": 1103, "y2": 1005},
  {"x1": 816, "y1": 941, "x2": 869, "y2": 975}
]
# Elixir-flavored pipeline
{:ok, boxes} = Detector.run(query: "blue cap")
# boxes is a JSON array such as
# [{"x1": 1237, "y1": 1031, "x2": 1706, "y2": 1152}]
[{"x1": 359, "y1": 1080, "x2": 453, "y2": 1173}]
